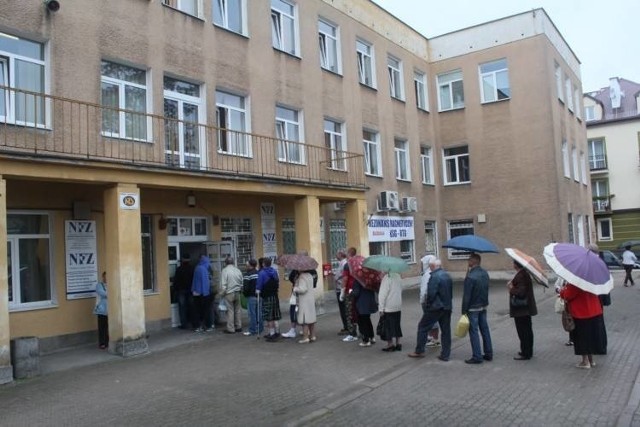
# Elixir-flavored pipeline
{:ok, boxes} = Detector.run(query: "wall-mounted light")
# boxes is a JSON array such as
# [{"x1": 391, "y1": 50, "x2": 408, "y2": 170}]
[
  {"x1": 186, "y1": 192, "x2": 196, "y2": 208},
  {"x1": 44, "y1": 0, "x2": 61, "y2": 12}
]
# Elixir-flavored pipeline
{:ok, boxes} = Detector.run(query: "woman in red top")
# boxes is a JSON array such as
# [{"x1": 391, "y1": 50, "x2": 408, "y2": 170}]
[{"x1": 559, "y1": 283, "x2": 607, "y2": 369}]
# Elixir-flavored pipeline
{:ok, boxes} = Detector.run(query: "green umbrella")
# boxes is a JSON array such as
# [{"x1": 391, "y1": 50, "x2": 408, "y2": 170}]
[{"x1": 362, "y1": 255, "x2": 409, "y2": 273}]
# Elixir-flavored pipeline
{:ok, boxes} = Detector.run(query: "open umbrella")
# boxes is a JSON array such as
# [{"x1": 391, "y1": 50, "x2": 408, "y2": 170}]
[
  {"x1": 363, "y1": 255, "x2": 409, "y2": 274},
  {"x1": 543, "y1": 243, "x2": 613, "y2": 295},
  {"x1": 348, "y1": 255, "x2": 383, "y2": 291},
  {"x1": 276, "y1": 253, "x2": 318, "y2": 271},
  {"x1": 617, "y1": 240, "x2": 640, "y2": 250},
  {"x1": 505, "y1": 247, "x2": 549, "y2": 287},
  {"x1": 442, "y1": 235, "x2": 499, "y2": 253}
]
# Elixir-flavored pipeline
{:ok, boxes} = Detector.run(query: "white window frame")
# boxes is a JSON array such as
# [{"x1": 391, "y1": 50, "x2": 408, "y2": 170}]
[
  {"x1": 574, "y1": 88, "x2": 582, "y2": 120},
  {"x1": 446, "y1": 219, "x2": 474, "y2": 259},
  {"x1": 356, "y1": 39, "x2": 376, "y2": 88},
  {"x1": 324, "y1": 118, "x2": 346, "y2": 171},
  {"x1": 420, "y1": 145, "x2": 434, "y2": 185},
  {"x1": 369, "y1": 241, "x2": 389, "y2": 256},
  {"x1": 414, "y1": 70, "x2": 428, "y2": 111},
  {"x1": 562, "y1": 140, "x2": 570, "y2": 178},
  {"x1": 216, "y1": 89, "x2": 251, "y2": 157},
  {"x1": 555, "y1": 62, "x2": 564, "y2": 102},
  {"x1": 275, "y1": 105, "x2": 305, "y2": 165},
  {"x1": 565, "y1": 78, "x2": 574, "y2": 112},
  {"x1": 443, "y1": 145, "x2": 470, "y2": 185},
  {"x1": 588, "y1": 138, "x2": 606, "y2": 170},
  {"x1": 424, "y1": 220, "x2": 438, "y2": 258},
  {"x1": 271, "y1": 0, "x2": 298, "y2": 56},
  {"x1": 387, "y1": 55, "x2": 404, "y2": 100},
  {"x1": 580, "y1": 151, "x2": 587, "y2": 185},
  {"x1": 318, "y1": 18, "x2": 341, "y2": 74},
  {"x1": 479, "y1": 58, "x2": 510, "y2": 103},
  {"x1": 7, "y1": 211, "x2": 56, "y2": 311},
  {"x1": 363, "y1": 129, "x2": 381, "y2": 177},
  {"x1": 437, "y1": 69, "x2": 464, "y2": 111},
  {"x1": 162, "y1": 0, "x2": 202, "y2": 18},
  {"x1": 213, "y1": 0, "x2": 246, "y2": 35},
  {"x1": 394, "y1": 138, "x2": 410, "y2": 181},
  {"x1": 597, "y1": 218, "x2": 613, "y2": 241},
  {"x1": 571, "y1": 146, "x2": 579, "y2": 182},
  {"x1": 585, "y1": 105, "x2": 596, "y2": 121},
  {"x1": 167, "y1": 216, "x2": 209, "y2": 241},
  {"x1": 400, "y1": 240, "x2": 415, "y2": 263}
]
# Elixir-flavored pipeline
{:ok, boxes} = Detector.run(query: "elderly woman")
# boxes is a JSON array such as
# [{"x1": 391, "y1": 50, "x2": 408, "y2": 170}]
[
  {"x1": 352, "y1": 280, "x2": 378, "y2": 347},
  {"x1": 508, "y1": 261, "x2": 537, "y2": 360},
  {"x1": 378, "y1": 272, "x2": 403, "y2": 351},
  {"x1": 293, "y1": 270, "x2": 317, "y2": 343},
  {"x1": 560, "y1": 282, "x2": 607, "y2": 369}
]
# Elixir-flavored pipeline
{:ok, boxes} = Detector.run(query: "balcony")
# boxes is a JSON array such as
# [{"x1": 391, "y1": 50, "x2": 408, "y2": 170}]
[
  {"x1": 589, "y1": 154, "x2": 608, "y2": 172},
  {"x1": 0, "y1": 86, "x2": 366, "y2": 189},
  {"x1": 592, "y1": 196, "x2": 612, "y2": 213}
]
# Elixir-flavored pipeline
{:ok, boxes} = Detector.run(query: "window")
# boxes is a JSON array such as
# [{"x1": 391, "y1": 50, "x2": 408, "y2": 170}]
[
  {"x1": 387, "y1": 55, "x2": 404, "y2": 100},
  {"x1": 141, "y1": 215, "x2": 155, "y2": 292},
  {"x1": 580, "y1": 152, "x2": 587, "y2": 184},
  {"x1": 318, "y1": 19, "x2": 340, "y2": 73},
  {"x1": 400, "y1": 240, "x2": 415, "y2": 263},
  {"x1": 213, "y1": 0, "x2": 244, "y2": 34},
  {"x1": 163, "y1": 0, "x2": 200, "y2": 17},
  {"x1": 446, "y1": 220, "x2": 474, "y2": 259},
  {"x1": 555, "y1": 62, "x2": 563, "y2": 102},
  {"x1": 414, "y1": 71, "x2": 428, "y2": 110},
  {"x1": 167, "y1": 216, "x2": 208, "y2": 238},
  {"x1": 561, "y1": 140, "x2": 570, "y2": 178},
  {"x1": 585, "y1": 215, "x2": 591, "y2": 246},
  {"x1": 394, "y1": 139, "x2": 410, "y2": 181},
  {"x1": 420, "y1": 145, "x2": 434, "y2": 185},
  {"x1": 565, "y1": 78, "x2": 574, "y2": 111},
  {"x1": 588, "y1": 138, "x2": 606, "y2": 170},
  {"x1": 0, "y1": 32, "x2": 46, "y2": 126},
  {"x1": 369, "y1": 241, "x2": 388, "y2": 256},
  {"x1": 363, "y1": 129, "x2": 381, "y2": 176},
  {"x1": 271, "y1": 0, "x2": 297, "y2": 55},
  {"x1": 592, "y1": 179, "x2": 609, "y2": 212},
  {"x1": 443, "y1": 146, "x2": 470, "y2": 185},
  {"x1": 275, "y1": 105, "x2": 304, "y2": 164},
  {"x1": 7, "y1": 213, "x2": 53, "y2": 309},
  {"x1": 571, "y1": 146, "x2": 579, "y2": 182},
  {"x1": 597, "y1": 218, "x2": 612, "y2": 241},
  {"x1": 356, "y1": 39, "x2": 375, "y2": 87},
  {"x1": 437, "y1": 69, "x2": 464, "y2": 111},
  {"x1": 282, "y1": 218, "x2": 296, "y2": 255},
  {"x1": 324, "y1": 119, "x2": 345, "y2": 171},
  {"x1": 479, "y1": 58, "x2": 510, "y2": 103},
  {"x1": 424, "y1": 221, "x2": 438, "y2": 257},
  {"x1": 329, "y1": 219, "x2": 346, "y2": 269},
  {"x1": 585, "y1": 105, "x2": 596, "y2": 121},
  {"x1": 567, "y1": 213, "x2": 574, "y2": 243},
  {"x1": 574, "y1": 88, "x2": 582, "y2": 120},
  {"x1": 164, "y1": 76, "x2": 204, "y2": 169},
  {"x1": 101, "y1": 61, "x2": 149, "y2": 140},
  {"x1": 216, "y1": 90, "x2": 250, "y2": 157}
]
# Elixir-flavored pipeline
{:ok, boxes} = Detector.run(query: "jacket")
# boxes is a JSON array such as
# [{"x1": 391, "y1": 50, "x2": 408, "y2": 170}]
[
  {"x1": 293, "y1": 272, "x2": 316, "y2": 324},
  {"x1": 221, "y1": 264, "x2": 244, "y2": 294},
  {"x1": 378, "y1": 273, "x2": 402, "y2": 313},
  {"x1": 509, "y1": 269, "x2": 537, "y2": 317},
  {"x1": 560, "y1": 283, "x2": 603, "y2": 319},
  {"x1": 173, "y1": 262, "x2": 194, "y2": 293},
  {"x1": 243, "y1": 268, "x2": 258, "y2": 297},
  {"x1": 191, "y1": 256, "x2": 212, "y2": 297},
  {"x1": 351, "y1": 281, "x2": 378, "y2": 315},
  {"x1": 257, "y1": 266, "x2": 279, "y2": 297},
  {"x1": 425, "y1": 267, "x2": 453, "y2": 311},
  {"x1": 461, "y1": 265, "x2": 490, "y2": 314},
  {"x1": 93, "y1": 281, "x2": 107, "y2": 316}
]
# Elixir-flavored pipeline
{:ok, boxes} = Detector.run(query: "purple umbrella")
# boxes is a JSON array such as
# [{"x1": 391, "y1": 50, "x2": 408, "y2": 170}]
[{"x1": 543, "y1": 243, "x2": 613, "y2": 295}]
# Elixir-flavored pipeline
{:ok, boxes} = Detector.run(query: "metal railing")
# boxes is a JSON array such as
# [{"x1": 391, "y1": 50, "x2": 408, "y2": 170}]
[
  {"x1": 592, "y1": 196, "x2": 611, "y2": 213},
  {"x1": 0, "y1": 86, "x2": 366, "y2": 189},
  {"x1": 589, "y1": 154, "x2": 607, "y2": 171}
]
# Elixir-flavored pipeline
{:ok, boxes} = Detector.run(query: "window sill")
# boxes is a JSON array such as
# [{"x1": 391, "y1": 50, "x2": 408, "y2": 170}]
[
  {"x1": 272, "y1": 47, "x2": 302, "y2": 60},
  {"x1": 480, "y1": 97, "x2": 510, "y2": 105},
  {"x1": 438, "y1": 106, "x2": 465, "y2": 113},
  {"x1": 144, "y1": 291, "x2": 160, "y2": 297},
  {"x1": 161, "y1": 4, "x2": 205, "y2": 22},
  {"x1": 422, "y1": 182, "x2": 435, "y2": 187},
  {"x1": 359, "y1": 82, "x2": 377, "y2": 92},
  {"x1": 365, "y1": 173, "x2": 383, "y2": 179},
  {"x1": 213, "y1": 24, "x2": 249, "y2": 39},
  {"x1": 9, "y1": 301, "x2": 58, "y2": 313},
  {"x1": 321, "y1": 67, "x2": 343, "y2": 78},
  {"x1": 396, "y1": 178, "x2": 412, "y2": 183},
  {"x1": 391, "y1": 96, "x2": 406, "y2": 104},
  {"x1": 443, "y1": 181, "x2": 471, "y2": 187},
  {"x1": 417, "y1": 107, "x2": 430, "y2": 113}
]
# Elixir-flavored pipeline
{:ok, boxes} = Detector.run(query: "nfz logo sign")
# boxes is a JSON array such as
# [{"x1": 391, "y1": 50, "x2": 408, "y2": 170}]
[
  {"x1": 68, "y1": 221, "x2": 94, "y2": 233},
  {"x1": 119, "y1": 192, "x2": 139, "y2": 210},
  {"x1": 69, "y1": 253, "x2": 96, "y2": 266}
]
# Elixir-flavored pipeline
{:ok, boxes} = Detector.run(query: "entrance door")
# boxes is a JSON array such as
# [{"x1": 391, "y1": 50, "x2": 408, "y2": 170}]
[{"x1": 205, "y1": 240, "x2": 236, "y2": 285}]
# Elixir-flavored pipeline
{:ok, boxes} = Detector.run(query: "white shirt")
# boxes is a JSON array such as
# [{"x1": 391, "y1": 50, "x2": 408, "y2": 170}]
[{"x1": 622, "y1": 250, "x2": 638, "y2": 266}]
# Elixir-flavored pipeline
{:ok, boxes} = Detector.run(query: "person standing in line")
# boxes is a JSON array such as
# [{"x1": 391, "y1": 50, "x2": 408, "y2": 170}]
[
  {"x1": 257, "y1": 257, "x2": 281, "y2": 341},
  {"x1": 420, "y1": 254, "x2": 440, "y2": 347},
  {"x1": 192, "y1": 255, "x2": 214, "y2": 332},
  {"x1": 94, "y1": 272, "x2": 108, "y2": 349},
  {"x1": 461, "y1": 253, "x2": 493, "y2": 364},
  {"x1": 281, "y1": 269, "x2": 300, "y2": 339},
  {"x1": 220, "y1": 256, "x2": 244, "y2": 334},
  {"x1": 408, "y1": 259, "x2": 452, "y2": 361},
  {"x1": 173, "y1": 257, "x2": 195, "y2": 330},
  {"x1": 622, "y1": 246, "x2": 638, "y2": 287},
  {"x1": 351, "y1": 280, "x2": 377, "y2": 347},
  {"x1": 242, "y1": 259, "x2": 262, "y2": 336},
  {"x1": 508, "y1": 261, "x2": 537, "y2": 360},
  {"x1": 293, "y1": 270, "x2": 317, "y2": 343},
  {"x1": 378, "y1": 272, "x2": 403, "y2": 352},
  {"x1": 340, "y1": 247, "x2": 359, "y2": 342},
  {"x1": 334, "y1": 250, "x2": 350, "y2": 335}
]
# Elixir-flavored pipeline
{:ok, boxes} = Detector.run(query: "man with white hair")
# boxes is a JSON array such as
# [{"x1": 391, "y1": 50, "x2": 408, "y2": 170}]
[
  {"x1": 420, "y1": 254, "x2": 440, "y2": 347},
  {"x1": 220, "y1": 256, "x2": 244, "y2": 334},
  {"x1": 408, "y1": 258, "x2": 453, "y2": 361}
]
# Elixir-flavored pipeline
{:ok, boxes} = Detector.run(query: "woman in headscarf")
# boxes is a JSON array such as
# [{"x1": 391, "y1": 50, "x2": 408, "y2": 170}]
[
  {"x1": 293, "y1": 270, "x2": 317, "y2": 343},
  {"x1": 507, "y1": 261, "x2": 537, "y2": 360}
]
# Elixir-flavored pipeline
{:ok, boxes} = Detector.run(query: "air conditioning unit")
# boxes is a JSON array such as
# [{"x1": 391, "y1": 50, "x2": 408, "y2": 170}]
[
  {"x1": 333, "y1": 201, "x2": 347, "y2": 211},
  {"x1": 378, "y1": 191, "x2": 399, "y2": 211},
  {"x1": 401, "y1": 196, "x2": 418, "y2": 212}
]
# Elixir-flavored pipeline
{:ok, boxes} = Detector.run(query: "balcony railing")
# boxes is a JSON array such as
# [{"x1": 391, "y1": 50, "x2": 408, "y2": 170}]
[
  {"x1": 589, "y1": 154, "x2": 607, "y2": 171},
  {"x1": 592, "y1": 196, "x2": 611, "y2": 213},
  {"x1": 0, "y1": 86, "x2": 366, "y2": 189}
]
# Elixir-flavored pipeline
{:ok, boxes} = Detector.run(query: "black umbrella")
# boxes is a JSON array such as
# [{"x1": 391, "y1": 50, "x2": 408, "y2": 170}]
[{"x1": 617, "y1": 240, "x2": 640, "y2": 249}]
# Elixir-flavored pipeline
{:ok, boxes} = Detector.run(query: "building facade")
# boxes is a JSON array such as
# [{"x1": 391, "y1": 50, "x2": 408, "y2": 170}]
[{"x1": 0, "y1": 0, "x2": 591, "y2": 381}]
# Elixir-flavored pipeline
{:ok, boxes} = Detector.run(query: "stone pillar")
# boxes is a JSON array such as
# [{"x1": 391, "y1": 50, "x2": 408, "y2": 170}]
[
  {"x1": 0, "y1": 177, "x2": 13, "y2": 384},
  {"x1": 103, "y1": 184, "x2": 148, "y2": 356},
  {"x1": 345, "y1": 198, "x2": 369, "y2": 257},
  {"x1": 294, "y1": 196, "x2": 324, "y2": 311}
]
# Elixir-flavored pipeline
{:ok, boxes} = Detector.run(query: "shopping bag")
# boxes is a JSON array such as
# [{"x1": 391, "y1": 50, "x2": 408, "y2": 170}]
[
  {"x1": 455, "y1": 314, "x2": 470, "y2": 338},
  {"x1": 218, "y1": 299, "x2": 228, "y2": 312},
  {"x1": 561, "y1": 306, "x2": 575, "y2": 332},
  {"x1": 554, "y1": 298, "x2": 565, "y2": 314},
  {"x1": 376, "y1": 314, "x2": 388, "y2": 341}
]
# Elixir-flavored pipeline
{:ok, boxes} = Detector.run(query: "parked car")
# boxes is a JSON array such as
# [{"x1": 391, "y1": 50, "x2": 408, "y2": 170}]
[{"x1": 601, "y1": 250, "x2": 640, "y2": 270}]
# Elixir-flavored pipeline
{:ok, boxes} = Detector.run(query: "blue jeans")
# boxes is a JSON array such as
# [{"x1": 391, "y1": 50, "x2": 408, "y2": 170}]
[
  {"x1": 415, "y1": 305, "x2": 451, "y2": 359},
  {"x1": 177, "y1": 290, "x2": 193, "y2": 328},
  {"x1": 247, "y1": 296, "x2": 263, "y2": 334},
  {"x1": 468, "y1": 309, "x2": 493, "y2": 361}
]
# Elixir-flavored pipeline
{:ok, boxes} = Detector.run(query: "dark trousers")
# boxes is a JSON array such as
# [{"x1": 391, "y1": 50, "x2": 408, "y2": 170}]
[
  {"x1": 97, "y1": 314, "x2": 109, "y2": 347},
  {"x1": 358, "y1": 314, "x2": 374, "y2": 342},
  {"x1": 624, "y1": 265, "x2": 635, "y2": 285},
  {"x1": 193, "y1": 294, "x2": 213, "y2": 329},
  {"x1": 514, "y1": 315, "x2": 534, "y2": 358},
  {"x1": 415, "y1": 307, "x2": 451, "y2": 359},
  {"x1": 345, "y1": 294, "x2": 358, "y2": 336},
  {"x1": 336, "y1": 291, "x2": 348, "y2": 331},
  {"x1": 177, "y1": 290, "x2": 193, "y2": 328}
]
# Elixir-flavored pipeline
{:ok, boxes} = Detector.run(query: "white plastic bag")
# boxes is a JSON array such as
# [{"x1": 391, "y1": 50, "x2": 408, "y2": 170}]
[
  {"x1": 218, "y1": 299, "x2": 228, "y2": 312},
  {"x1": 554, "y1": 298, "x2": 565, "y2": 314}
]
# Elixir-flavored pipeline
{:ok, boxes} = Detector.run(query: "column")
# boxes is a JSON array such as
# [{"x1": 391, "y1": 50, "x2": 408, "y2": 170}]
[
  {"x1": 103, "y1": 184, "x2": 148, "y2": 356},
  {"x1": 0, "y1": 177, "x2": 13, "y2": 384},
  {"x1": 294, "y1": 195, "x2": 323, "y2": 292},
  {"x1": 345, "y1": 198, "x2": 369, "y2": 257}
]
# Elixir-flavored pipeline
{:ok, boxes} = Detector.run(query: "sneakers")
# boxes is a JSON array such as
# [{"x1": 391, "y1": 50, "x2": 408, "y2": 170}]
[
  {"x1": 298, "y1": 338, "x2": 310, "y2": 344},
  {"x1": 309, "y1": 336, "x2": 317, "y2": 342},
  {"x1": 370, "y1": 338, "x2": 376, "y2": 344},
  {"x1": 281, "y1": 329, "x2": 297, "y2": 338},
  {"x1": 205, "y1": 327, "x2": 215, "y2": 332},
  {"x1": 576, "y1": 362, "x2": 591, "y2": 369},
  {"x1": 342, "y1": 335, "x2": 358, "y2": 342},
  {"x1": 194, "y1": 327, "x2": 204, "y2": 333},
  {"x1": 359, "y1": 341, "x2": 372, "y2": 347},
  {"x1": 426, "y1": 340, "x2": 441, "y2": 348},
  {"x1": 243, "y1": 331, "x2": 253, "y2": 336}
]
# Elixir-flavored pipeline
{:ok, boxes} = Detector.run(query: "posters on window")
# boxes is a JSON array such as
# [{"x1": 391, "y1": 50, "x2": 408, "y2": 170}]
[
  {"x1": 261, "y1": 203, "x2": 277, "y2": 261},
  {"x1": 65, "y1": 220, "x2": 98, "y2": 300}
]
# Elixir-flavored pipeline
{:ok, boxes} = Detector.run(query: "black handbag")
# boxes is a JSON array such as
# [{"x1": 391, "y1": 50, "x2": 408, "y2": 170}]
[
  {"x1": 510, "y1": 294, "x2": 528, "y2": 307},
  {"x1": 376, "y1": 314, "x2": 388, "y2": 340}
]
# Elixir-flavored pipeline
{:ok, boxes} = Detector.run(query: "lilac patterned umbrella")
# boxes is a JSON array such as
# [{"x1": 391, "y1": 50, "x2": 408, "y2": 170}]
[{"x1": 543, "y1": 243, "x2": 613, "y2": 295}]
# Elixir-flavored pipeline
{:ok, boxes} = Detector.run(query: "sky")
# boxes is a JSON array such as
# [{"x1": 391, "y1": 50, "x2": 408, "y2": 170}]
[{"x1": 372, "y1": 0, "x2": 640, "y2": 92}]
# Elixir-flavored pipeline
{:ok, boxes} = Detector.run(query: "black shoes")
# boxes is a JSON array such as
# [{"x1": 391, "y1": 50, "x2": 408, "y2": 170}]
[
  {"x1": 223, "y1": 330, "x2": 235, "y2": 334},
  {"x1": 465, "y1": 358, "x2": 482, "y2": 364},
  {"x1": 482, "y1": 355, "x2": 493, "y2": 361},
  {"x1": 513, "y1": 355, "x2": 531, "y2": 360},
  {"x1": 437, "y1": 355, "x2": 449, "y2": 362}
]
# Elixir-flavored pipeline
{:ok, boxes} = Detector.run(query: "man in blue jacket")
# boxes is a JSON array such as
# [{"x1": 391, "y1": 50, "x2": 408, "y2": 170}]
[
  {"x1": 191, "y1": 255, "x2": 213, "y2": 332},
  {"x1": 462, "y1": 253, "x2": 493, "y2": 364},
  {"x1": 408, "y1": 259, "x2": 452, "y2": 361}
]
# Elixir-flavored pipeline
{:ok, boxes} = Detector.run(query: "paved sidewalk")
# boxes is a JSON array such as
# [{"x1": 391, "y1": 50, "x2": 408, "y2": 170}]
[{"x1": 1, "y1": 271, "x2": 639, "y2": 427}]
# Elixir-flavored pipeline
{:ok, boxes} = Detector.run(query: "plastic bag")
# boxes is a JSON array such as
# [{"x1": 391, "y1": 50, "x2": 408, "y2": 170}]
[
  {"x1": 554, "y1": 298, "x2": 565, "y2": 314},
  {"x1": 218, "y1": 299, "x2": 228, "y2": 312},
  {"x1": 455, "y1": 314, "x2": 469, "y2": 338}
]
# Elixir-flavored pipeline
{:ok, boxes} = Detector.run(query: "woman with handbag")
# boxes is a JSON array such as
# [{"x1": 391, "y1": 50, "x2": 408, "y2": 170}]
[
  {"x1": 507, "y1": 261, "x2": 537, "y2": 360},
  {"x1": 378, "y1": 272, "x2": 403, "y2": 352}
]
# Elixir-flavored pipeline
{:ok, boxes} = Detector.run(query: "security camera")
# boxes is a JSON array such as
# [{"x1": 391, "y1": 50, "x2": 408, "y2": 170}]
[{"x1": 44, "y1": 0, "x2": 60, "y2": 12}]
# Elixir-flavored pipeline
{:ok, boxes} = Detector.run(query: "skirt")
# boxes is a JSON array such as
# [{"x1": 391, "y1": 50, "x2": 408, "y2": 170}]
[
  {"x1": 261, "y1": 295, "x2": 282, "y2": 322},
  {"x1": 382, "y1": 311, "x2": 403, "y2": 339},
  {"x1": 571, "y1": 314, "x2": 607, "y2": 356}
]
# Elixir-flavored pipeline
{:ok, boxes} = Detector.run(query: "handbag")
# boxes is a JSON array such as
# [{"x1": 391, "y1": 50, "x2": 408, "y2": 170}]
[
  {"x1": 554, "y1": 298, "x2": 565, "y2": 314},
  {"x1": 455, "y1": 314, "x2": 470, "y2": 338},
  {"x1": 376, "y1": 314, "x2": 388, "y2": 341},
  {"x1": 510, "y1": 294, "x2": 528, "y2": 307},
  {"x1": 561, "y1": 305, "x2": 575, "y2": 332}
]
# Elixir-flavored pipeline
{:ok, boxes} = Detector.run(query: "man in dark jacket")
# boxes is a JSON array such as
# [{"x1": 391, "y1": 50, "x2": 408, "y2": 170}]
[
  {"x1": 242, "y1": 259, "x2": 262, "y2": 336},
  {"x1": 408, "y1": 259, "x2": 453, "y2": 360},
  {"x1": 462, "y1": 253, "x2": 493, "y2": 364},
  {"x1": 173, "y1": 257, "x2": 194, "y2": 329}
]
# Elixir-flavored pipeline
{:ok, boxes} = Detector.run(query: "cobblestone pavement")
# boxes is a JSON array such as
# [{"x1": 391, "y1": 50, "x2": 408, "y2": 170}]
[{"x1": 1, "y1": 271, "x2": 640, "y2": 427}]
